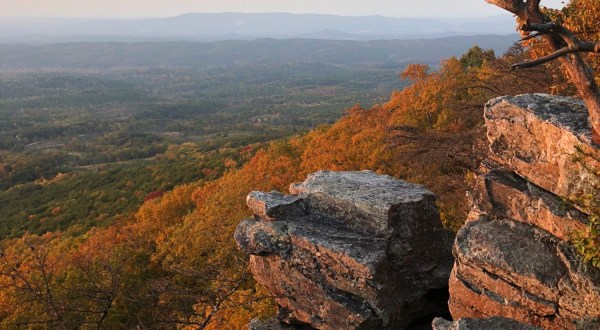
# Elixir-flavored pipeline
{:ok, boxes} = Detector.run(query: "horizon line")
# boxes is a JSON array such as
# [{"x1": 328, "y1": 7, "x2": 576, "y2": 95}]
[{"x1": 0, "y1": 11, "x2": 514, "y2": 21}]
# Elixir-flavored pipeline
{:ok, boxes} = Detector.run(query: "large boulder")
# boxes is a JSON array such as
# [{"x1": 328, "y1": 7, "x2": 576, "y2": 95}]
[
  {"x1": 485, "y1": 93, "x2": 599, "y2": 212},
  {"x1": 235, "y1": 171, "x2": 454, "y2": 329}
]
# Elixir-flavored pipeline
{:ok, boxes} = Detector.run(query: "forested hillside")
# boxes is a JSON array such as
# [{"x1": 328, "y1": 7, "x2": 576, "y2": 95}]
[
  {"x1": 0, "y1": 37, "x2": 517, "y2": 238},
  {"x1": 1, "y1": 1, "x2": 599, "y2": 328},
  {"x1": 0, "y1": 63, "x2": 398, "y2": 238},
  {"x1": 0, "y1": 44, "x2": 555, "y2": 328}
]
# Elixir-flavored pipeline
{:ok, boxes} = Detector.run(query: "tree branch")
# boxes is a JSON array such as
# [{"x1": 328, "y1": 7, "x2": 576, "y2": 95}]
[
  {"x1": 486, "y1": 0, "x2": 600, "y2": 142},
  {"x1": 527, "y1": 0, "x2": 542, "y2": 13},
  {"x1": 523, "y1": 22, "x2": 585, "y2": 48},
  {"x1": 512, "y1": 42, "x2": 600, "y2": 69},
  {"x1": 520, "y1": 31, "x2": 548, "y2": 41}
]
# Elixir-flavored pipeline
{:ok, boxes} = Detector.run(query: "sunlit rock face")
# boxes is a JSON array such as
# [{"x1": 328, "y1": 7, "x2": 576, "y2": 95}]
[
  {"x1": 448, "y1": 94, "x2": 600, "y2": 330},
  {"x1": 485, "y1": 93, "x2": 599, "y2": 213},
  {"x1": 236, "y1": 170, "x2": 454, "y2": 330}
]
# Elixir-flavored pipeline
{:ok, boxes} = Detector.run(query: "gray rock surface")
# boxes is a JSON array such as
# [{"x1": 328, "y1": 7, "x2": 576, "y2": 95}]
[
  {"x1": 469, "y1": 169, "x2": 589, "y2": 240},
  {"x1": 485, "y1": 93, "x2": 599, "y2": 213},
  {"x1": 235, "y1": 171, "x2": 455, "y2": 330},
  {"x1": 246, "y1": 191, "x2": 307, "y2": 221},
  {"x1": 289, "y1": 170, "x2": 438, "y2": 236},
  {"x1": 450, "y1": 94, "x2": 600, "y2": 330},
  {"x1": 247, "y1": 318, "x2": 309, "y2": 330},
  {"x1": 450, "y1": 218, "x2": 600, "y2": 329},
  {"x1": 432, "y1": 317, "x2": 541, "y2": 330}
]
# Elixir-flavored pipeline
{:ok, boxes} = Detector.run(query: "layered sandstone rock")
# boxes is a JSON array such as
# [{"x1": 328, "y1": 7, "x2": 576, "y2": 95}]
[
  {"x1": 449, "y1": 94, "x2": 600, "y2": 329},
  {"x1": 236, "y1": 171, "x2": 454, "y2": 330},
  {"x1": 450, "y1": 218, "x2": 600, "y2": 329},
  {"x1": 469, "y1": 169, "x2": 589, "y2": 241},
  {"x1": 432, "y1": 316, "x2": 541, "y2": 330}
]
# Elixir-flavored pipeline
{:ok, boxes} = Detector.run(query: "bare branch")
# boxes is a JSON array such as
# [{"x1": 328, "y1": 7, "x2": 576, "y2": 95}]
[
  {"x1": 522, "y1": 22, "x2": 558, "y2": 33},
  {"x1": 520, "y1": 31, "x2": 548, "y2": 42},
  {"x1": 487, "y1": 0, "x2": 600, "y2": 142},
  {"x1": 513, "y1": 42, "x2": 600, "y2": 69},
  {"x1": 523, "y1": 22, "x2": 585, "y2": 48}
]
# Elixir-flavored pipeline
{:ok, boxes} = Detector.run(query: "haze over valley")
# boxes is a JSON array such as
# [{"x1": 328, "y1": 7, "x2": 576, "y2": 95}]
[{"x1": 0, "y1": 13, "x2": 519, "y2": 43}]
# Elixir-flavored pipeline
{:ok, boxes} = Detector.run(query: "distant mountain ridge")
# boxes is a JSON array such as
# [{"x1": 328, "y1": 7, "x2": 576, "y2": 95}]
[
  {"x1": 0, "y1": 36, "x2": 519, "y2": 70},
  {"x1": 0, "y1": 12, "x2": 517, "y2": 43}
]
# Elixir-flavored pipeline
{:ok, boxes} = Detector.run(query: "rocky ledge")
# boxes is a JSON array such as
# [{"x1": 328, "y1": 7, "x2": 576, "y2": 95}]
[
  {"x1": 449, "y1": 94, "x2": 600, "y2": 329},
  {"x1": 469, "y1": 168, "x2": 589, "y2": 241},
  {"x1": 450, "y1": 218, "x2": 600, "y2": 329},
  {"x1": 485, "y1": 93, "x2": 599, "y2": 212},
  {"x1": 235, "y1": 171, "x2": 454, "y2": 329}
]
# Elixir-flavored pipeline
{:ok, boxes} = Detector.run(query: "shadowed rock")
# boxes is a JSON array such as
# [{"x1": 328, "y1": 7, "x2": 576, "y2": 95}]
[
  {"x1": 235, "y1": 170, "x2": 454, "y2": 330},
  {"x1": 432, "y1": 316, "x2": 541, "y2": 330},
  {"x1": 450, "y1": 94, "x2": 600, "y2": 329}
]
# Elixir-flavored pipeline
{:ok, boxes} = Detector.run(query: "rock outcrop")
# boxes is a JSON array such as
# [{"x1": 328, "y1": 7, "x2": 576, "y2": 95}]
[
  {"x1": 432, "y1": 316, "x2": 541, "y2": 330},
  {"x1": 236, "y1": 171, "x2": 454, "y2": 329},
  {"x1": 248, "y1": 318, "x2": 301, "y2": 330},
  {"x1": 449, "y1": 94, "x2": 600, "y2": 329},
  {"x1": 485, "y1": 94, "x2": 599, "y2": 212}
]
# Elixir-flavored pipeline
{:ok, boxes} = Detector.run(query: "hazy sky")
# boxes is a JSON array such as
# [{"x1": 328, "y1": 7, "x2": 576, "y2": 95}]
[{"x1": 1, "y1": 0, "x2": 567, "y2": 18}]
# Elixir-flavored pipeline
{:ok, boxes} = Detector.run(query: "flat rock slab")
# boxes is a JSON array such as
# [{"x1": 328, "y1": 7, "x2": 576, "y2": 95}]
[
  {"x1": 485, "y1": 93, "x2": 599, "y2": 212},
  {"x1": 449, "y1": 218, "x2": 600, "y2": 329},
  {"x1": 432, "y1": 317, "x2": 541, "y2": 330},
  {"x1": 236, "y1": 171, "x2": 454, "y2": 329},
  {"x1": 289, "y1": 170, "x2": 438, "y2": 236}
]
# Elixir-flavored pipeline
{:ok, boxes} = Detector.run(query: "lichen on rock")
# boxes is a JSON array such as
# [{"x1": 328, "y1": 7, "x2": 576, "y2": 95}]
[{"x1": 235, "y1": 170, "x2": 454, "y2": 330}]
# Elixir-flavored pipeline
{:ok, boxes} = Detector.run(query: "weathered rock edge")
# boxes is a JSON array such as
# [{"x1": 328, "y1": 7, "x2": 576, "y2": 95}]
[
  {"x1": 450, "y1": 218, "x2": 600, "y2": 329},
  {"x1": 485, "y1": 93, "x2": 599, "y2": 213},
  {"x1": 449, "y1": 94, "x2": 600, "y2": 329},
  {"x1": 235, "y1": 170, "x2": 454, "y2": 330}
]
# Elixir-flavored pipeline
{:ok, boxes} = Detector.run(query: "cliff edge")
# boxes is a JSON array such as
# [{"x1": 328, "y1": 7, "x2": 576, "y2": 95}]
[
  {"x1": 448, "y1": 94, "x2": 600, "y2": 329},
  {"x1": 235, "y1": 171, "x2": 454, "y2": 329}
]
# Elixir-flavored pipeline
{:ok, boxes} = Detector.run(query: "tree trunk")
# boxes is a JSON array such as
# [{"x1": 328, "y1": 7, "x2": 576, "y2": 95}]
[
  {"x1": 486, "y1": 0, "x2": 600, "y2": 144},
  {"x1": 533, "y1": 13, "x2": 600, "y2": 143}
]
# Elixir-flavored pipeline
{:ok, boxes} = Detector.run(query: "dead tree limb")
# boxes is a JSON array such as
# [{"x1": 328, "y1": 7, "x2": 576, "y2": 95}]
[
  {"x1": 512, "y1": 43, "x2": 600, "y2": 69},
  {"x1": 486, "y1": 0, "x2": 600, "y2": 144}
]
